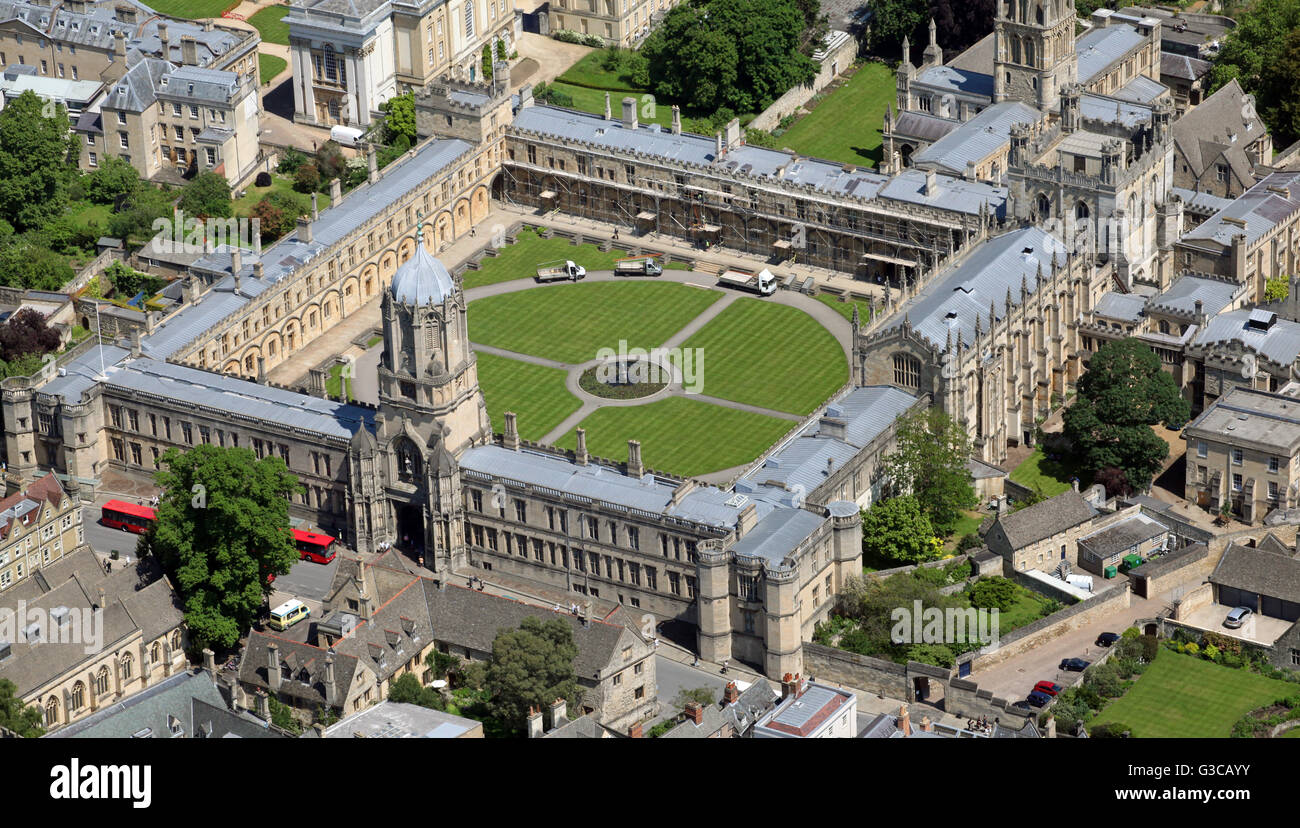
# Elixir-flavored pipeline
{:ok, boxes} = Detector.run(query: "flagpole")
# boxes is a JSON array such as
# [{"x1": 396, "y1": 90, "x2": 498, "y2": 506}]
[{"x1": 94, "y1": 301, "x2": 107, "y2": 381}]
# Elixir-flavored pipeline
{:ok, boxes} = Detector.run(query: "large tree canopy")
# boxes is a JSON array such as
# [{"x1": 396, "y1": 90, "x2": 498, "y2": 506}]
[
  {"x1": 485, "y1": 616, "x2": 582, "y2": 729},
  {"x1": 1062, "y1": 338, "x2": 1190, "y2": 492},
  {"x1": 642, "y1": 0, "x2": 818, "y2": 115},
  {"x1": 861, "y1": 495, "x2": 940, "y2": 564},
  {"x1": 883, "y1": 408, "x2": 977, "y2": 536},
  {"x1": 143, "y1": 445, "x2": 302, "y2": 650},
  {"x1": 0, "y1": 91, "x2": 79, "y2": 231},
  {"x1": 1207, "y1": 0, "x2": 1300, "y2": 147}
]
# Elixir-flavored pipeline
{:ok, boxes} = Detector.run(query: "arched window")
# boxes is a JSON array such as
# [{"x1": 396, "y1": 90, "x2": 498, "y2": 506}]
[
  {"x1": 94, "y1": 666, "x2": 110, "y2": 696},
  {"x1": 464, "y1": 0, "x2": 474, "y2": 37},
  {"x1": 892, "y1": 353, "x2": 922, "y2": 390},
  {"x1": 1036, "y1": 193, "x2": 1051, "y2": 218},
  {"x1": 121, "y1": 652, "x2": 133, "y2": 681},
  {"x1": 397, "y1": 439, "x2": 422, "y2": 483},
  {"x1": 70, "y1": 682, "x2": 85, "y2": 712},
  {"x1": 1075, "y1": 201, "x2": 1090, "y2": 220},
  {"x1": 245, "y1": 354, "x2": 255, "y2": 373},
  {"x1": 151, "y1": 641, "x2": 161, "y2": 663},
  {"x1": 171, "y1": 630, "x2": 182, "y2": 651},
  {"x1": 1036, "y1": 2, "x2": 1044, "y2": 25},
  {"x1": 45, "y1": 695, "x2": 59, "y2": 726}
]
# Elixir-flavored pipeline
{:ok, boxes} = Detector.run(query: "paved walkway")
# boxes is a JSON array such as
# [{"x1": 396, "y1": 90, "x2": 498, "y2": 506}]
[{"x1": 266, "y1": 295, "x2": 383, "y2": 387}]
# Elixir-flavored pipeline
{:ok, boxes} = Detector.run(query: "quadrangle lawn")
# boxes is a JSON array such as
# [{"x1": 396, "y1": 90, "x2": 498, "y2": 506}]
[
  {"x1": 140, "y1": 0, "x2": 235, "y2": 19},
  {"x1": 249, "y1": 6, "x2": 291, "y2": 45},
  {"x1": 462, "y1": 227, "x2": 687, "y2": 289},
  {"x1": 553, "y1": 396, "x2": 794, "y2": 478},
  {"x1": 475, "y1": 352, "x2": 582, "y2": 441},
  {"x1": 468, "y1": 281, "x2": 722, "y2": 365},
  {"x1": 680, "y1": 297, "x2": 847, "y2": 415},
  {"x1": 1010, "y1": 447, "x2": 1086, "y2": 499},
  {"x1": 776, "y1": 62, "x2": 895, "y2": 168},
  {"x1": 815, "y1": 293, "x2": 874, "y2": 324},
  {"x1": 1088, "y1": 649, "x2": 1298, "y2": 738},
  {"x1": 259, "y1": 53, "x2": 288, "y2": 86}
]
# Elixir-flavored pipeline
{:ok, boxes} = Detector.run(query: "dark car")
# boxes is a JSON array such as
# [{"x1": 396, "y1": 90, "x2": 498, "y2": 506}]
[
  {"x1": 1033, "y1": 681, "x2": 1063, "y2": 696},
  {"x1": 1096, "y1": 632, "x2": 1121, "y2": 647},
  {"x1": 1059, "y1": 657, "x2": 1090, "y2": 672},
  {"x1": 1026, "y1": 690, "x2": 1053, "y2": 708},
  {"x1": 1009, "y1": 700, "x2": 1033, "y2": 712}
]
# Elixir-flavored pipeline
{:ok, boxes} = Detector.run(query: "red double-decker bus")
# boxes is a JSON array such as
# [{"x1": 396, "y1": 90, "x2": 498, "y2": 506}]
[
  {"x1": 293, "y1": 528, "x2": 337, "y2": 564},
  {"x1": 100, "y1": 500, "x2": 156, "y2": 533}
]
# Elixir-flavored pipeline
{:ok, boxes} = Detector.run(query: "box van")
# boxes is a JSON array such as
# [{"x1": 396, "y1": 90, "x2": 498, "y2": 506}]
[
  {"x1": 269, "y1": 599, "x2": 310, "y2": 631},
  {"x1": 330, "y1": 125, "x2": 365, "y2": 147}
]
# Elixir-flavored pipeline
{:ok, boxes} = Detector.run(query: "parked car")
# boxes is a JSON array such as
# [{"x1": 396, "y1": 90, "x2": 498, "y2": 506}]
[
  {"x1": 1096, "y1": 632, "x2": 1121, "y2": 647},
  {"x1": 1026, "y1": 690, "x2": 1053, "y2": 708},
  {"x1": 1009, "y1": 700, "x2": 1033, "y2": 713},
  {"x1": 1033, "y1": 681, "x2": 1063, "y2": 696},
  {"x1": 1059, "y1": 657, "x2": 1090, "y2": 672},
  {"x1": 1224, "y1": 606, "x2": 1253, "y2": 629}
]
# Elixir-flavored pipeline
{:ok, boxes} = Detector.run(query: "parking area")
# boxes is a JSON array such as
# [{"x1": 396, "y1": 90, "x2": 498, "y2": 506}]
[
  {"x1": 1178, "y1": 603, "x2": 1294, "y2": 646},
  {"x1": 968, "y1": 591, "x2": 1169, "y2": 703}
]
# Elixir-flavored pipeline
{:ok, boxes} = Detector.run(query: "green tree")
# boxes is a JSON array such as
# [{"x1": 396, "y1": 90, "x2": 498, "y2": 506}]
[
  {"x1": 671, "y1": 686, "x2": 717, "y2": 709},
  {"x1": 861, "y1": 495, "x2": 939, "y2": 564},
  {"x1": 495, "y1": 39, "x2": 508, "y2": 62},
  {"x1": 1062, "y1": 338, "x2": 1190, "y2": 491},
  {"x1": 0, "y1": 90, "x2": 79, "y2": 231},
  {"x1": 178, "y1": 171, "x2": 232, "y2": 219},
  {"x1": 0, "y1": 678, "x2": 44, "y2": 737},
  {"x1": 103, "y1": 261, "x2": 165, "y2": 300},
  {"x1": 107, "y1": 184, "x2": 175, "y2": 242},
  {"x1": 0, "y1": 237, "x2": 75, "y2": 290},
  {"x1": 142, "y1": 445, "x2": 303, "y2": 650},
  {"x1": 426, "y1": 649, "x2": 459, "y2": 681},
  {"x1": 315, "y1": 141, "x2": 347, "y2": 181},
  {"x1": 381, "y1": 92, "x2": 416, "y2": 146},
  {"x1": 866, "y1": 0, "x2": 927, "y2": 56},
  {"x1": 482, "y1": 42, "x2": 494, "y2": 80},
  {"x1": 1265, "y1": 275, "x2": 1291, "y2": 302},
  {"x1": 387, "y1": 672, "x2": 447, "y2": 710},
  {"x1": 1207, "y1": 0, "x2": 1300, "y2": 146},
  {"x1": 267, "y1": 695, "x2": 302, "y2": 735},
  {"x1": 968, "y1": 576, "x2": 1018, "y2": 612},
  {"x1": 882, "y1": 408, "x2": 977, "y2": 535},
  {"x1": 905, "y1": 642, "x2": 955, "y2": 668},
  {"x1": 293, "y1": 162, "x2": 321, "y2": 194},
  {"x1": 85, "y1": 157, "x2": 142, "y2": 205},
  {"x1": 485, "y1": 616, "x2": 581, "y2": 728}
]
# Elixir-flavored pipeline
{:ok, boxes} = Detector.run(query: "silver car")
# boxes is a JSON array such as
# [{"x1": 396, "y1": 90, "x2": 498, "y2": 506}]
[{"x1": 1224, "y1": 606, "x2": 1253, "y2": 629}]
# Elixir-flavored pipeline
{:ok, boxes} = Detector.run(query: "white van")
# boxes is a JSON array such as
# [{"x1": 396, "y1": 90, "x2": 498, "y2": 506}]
[
  {"x1": 330, "y1": 125, "x2": 365, "y2": 148},
  {"x1": 269, "y1": 599, "x2": 309, "y2": 631}
]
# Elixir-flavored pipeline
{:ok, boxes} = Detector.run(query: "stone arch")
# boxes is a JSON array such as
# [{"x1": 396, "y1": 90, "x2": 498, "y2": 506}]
[
  {"x1": 381, "y1": 251, "x2": 398, "y2": 276},
  {"x1": 285, "y1": 320, "x2": 301, "y2": 352},
  {"x1": 397, "y1": 236, "x2": 416, "y2": 265},
  {"x1": 361, "y1": 264, "x2": 379, "y2": 298},
  {"x1": 434, "y1": 210, "x2": 454, "y2": 246},
  {"x1": 304, "y1": 302, "x2": 323, "y2": 334},
  {"x1": 242, "y1": 347, "x2": 261, "y2": 374},
  {"x1": 224, "y1": 360, "x2": 241, "y2": 374},
  {"x1": 1036, "y1": 191, "x2": 1052, "y2": 219},
  {"x1": 453, "y1": 198, "x2": 471, "y2": 237},
  {"x1": 471, "y1": 185, "x2": 490, "y2": 223},
  {"x1": 264, "y1": 331, "x2": 283, "y2": 362},
  {"x1": 342, "y1": 275, "x2": 361, "y2": 313}
]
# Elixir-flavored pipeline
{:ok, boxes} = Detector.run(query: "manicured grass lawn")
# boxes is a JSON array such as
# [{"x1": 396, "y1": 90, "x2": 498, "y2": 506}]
[
  {"x1": 66, "y1": 200, "x2": 114, "y2": 232},
  {"x1": 556, "y1": 50, "x2": 647, "y2": 92},
  {"x1": 815, "y1": 293, "x2": 874, "y2": 324},
  {"x1": 249, "y1": 6, "x2": 290, "y2": 45},
  {"x1": 259, "y1": 53, "x2": 288, "y2": 85},
  {"x1": 679, "y1": 297, "x2": 847, "y2": 415},
  {"x1": 468, "y1": 281, "x2": 722, "y2": 365},
  {"x1": 548, "y1": 82, "x2": 677, "y2": 128},
  {"x1": 553, "y1": 396, "x2": 793, "y2": 477},
  {"x1": 1089, "y1": 649, "x2": 1298, "y2": 738},
  {"x1": 942, "y1": 510, "x2": 985, "y2": 550},
  {"x1": 232, "y1": 174, "x2": 331, "y2": 219},
  {"x1": 776, "y1": 63, "x2": 896, "y2": 168},
  {"x1": 366, "y1": 335, "x2": 383, "y2": 348},
  {"x1": 325, "y1": 361, "x2": 350, "y2": 400},
  {"x1": 997, "y1": 584, "x2": 1062, "y2": 630},
  {"x1": 143, "y1": 0, "x2": 236, "y2": 18},
  {"x1": 463, "y1": 227, "x2": 637, "y2": 289},
  {"x1": 1010, "y1": 447, "x2": 1086, "y2": 498},
  {"x1": 476, "y1": 352, "x2": 582, "y2": 441}
]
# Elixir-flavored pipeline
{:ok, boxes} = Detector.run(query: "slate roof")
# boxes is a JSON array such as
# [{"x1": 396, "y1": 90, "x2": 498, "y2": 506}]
[
  {"x1": 1092, "y1": 291, "x2": 1148, "y2": 322},
  {"x1": 1182, "y1": 171, "x2": 1300, "y2": 249},
  {"x1": 752, "y1": 682, "x2": 854, "y2": 737},
  {"x1": 1173, "y1": 187, "x2": 1235, "y2": 216},
  {"x1": 1211, "y1": 541, "x2": 1300, "y2": 601},
  {"x1": 892, "y1": 110, "x2": 960, "y2": 144},
  {"x1": 661, "y1": 680, "x2": 778, "y2": 738},
  {"x1": 729, "y1": 507, "x2": 826, "y2": 565},
  {"x1": 1191, "y1": 309, "x2": 1300, "y2": 368},
  {"x1": 1076, "y1": 22, "x2": 1149, "y2": 84},
  {"x1": 992, "y1": 490, "x2": 1096, "y2": 550},
  {"x1": 103, "y1": 58, "x2": 170, "y2": 113},
  {"x1": 1077, "y1": 513, "x2": 1166, "y2": 557},
  {"x1": 913, "y1": 64, "x2": 994, "y2": 99},
  {"x1": 1171, "y1": 80, "x2": 1266, "y2": 186},
  {"x1": 913, "y1": 101, "x2": 1041, "y2": 174},
  {"x1": 1183, "y1": 387, "x2": 1300, "y2": 452},
  {"x1": 1079, "y1": 93, "x2": 1153, "y2": 129},
  {"x1": 1161, "y1": 52, "x2": 1212, "y2": 82},
  {"x1": 877, "y1": 169, "x2": 1007, "y2": 217},
  {"x1": 543, "y1": 714, "x2": 617, "y2": 738},
  {"x1": 1147, "y1": 273, "x2": 1240, "y2": 317},
  {"x1": 239, "y1": 631, "x2": 360, "y2": 708},
  {"x1": 323, "y1": 700, "x2": 482, "y2": 738},
  {"x1": 1113, "y1": 74, "x2": 1167, "y2": 105}
]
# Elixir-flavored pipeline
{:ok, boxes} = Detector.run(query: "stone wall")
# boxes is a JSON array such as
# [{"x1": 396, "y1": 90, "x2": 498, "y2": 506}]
[
  {"x1": 1172, "y1": 581, "x2": 1214, "y2": 619},
  {"x1": 945, "y1": 678, "x2": 1035, "y2": 724},
  {"x1": 748, "y1": 32, "x2": 861, "y2": 132},
  {"x1": 802, "y1": 642, "x2": 909, "y2": 699},
  {"x1": 963, "y1": 582, "x2": 1133, "y2": 673}
]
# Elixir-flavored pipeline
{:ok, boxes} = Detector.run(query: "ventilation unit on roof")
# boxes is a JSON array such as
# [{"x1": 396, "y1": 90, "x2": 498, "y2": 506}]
[{"x1": 725, "y1": 494, "x2": 749, "y2": 507}]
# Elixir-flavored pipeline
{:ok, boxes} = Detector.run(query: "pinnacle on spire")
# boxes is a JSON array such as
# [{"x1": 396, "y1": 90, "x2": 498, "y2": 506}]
[
  {"x1": 902, "y1": 35, "x2": 911, "y2": 64},
  {"x1": 851, "y1": 304, "x2": 861, "y2": 327},
  {"x1": 1026, "y1": 269, "x2": 1034, "y2": 293},
  {"x1": 945, "y1": 328, "x2": 952, "y2": 351},
  {"x1": 929, "y1": 17, "x2": 937, "y2": 45}
]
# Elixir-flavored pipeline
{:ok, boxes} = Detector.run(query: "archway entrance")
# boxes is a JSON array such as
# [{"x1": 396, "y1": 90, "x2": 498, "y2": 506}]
[{"x1": 395, "y1": 502, "x2": 426, "y2": 564}]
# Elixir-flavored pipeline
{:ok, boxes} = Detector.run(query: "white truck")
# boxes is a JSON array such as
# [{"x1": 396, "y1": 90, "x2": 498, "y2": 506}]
[
  {"x1": 535, "y1": 260, "x2": 587, "y2": 282},
  {"x1": 718, "y1": 267, "x2": 777, "y2": 296},
  {"x1": 1066, "y1": 574, "x2": 1094, "y2": 593},
  {"x1": 614, "y1": 256, "x2": 664, "y2": 276},
  {"x1": 330, "y1": 125, "x2": 365, "y2": 147}
]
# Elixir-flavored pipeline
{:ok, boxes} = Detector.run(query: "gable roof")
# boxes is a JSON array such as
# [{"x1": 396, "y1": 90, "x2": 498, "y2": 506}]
[
  {"x1": 991, "y1": 490, "x2": 1096, "y2": 550},
  {"x1": 1210, "y1": 541, "x2": 1300, "y2": 601}
]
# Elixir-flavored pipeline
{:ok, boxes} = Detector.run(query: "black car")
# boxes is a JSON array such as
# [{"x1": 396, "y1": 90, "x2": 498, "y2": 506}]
[
  {"x1": 1010, "y1": 700, "x2": 1033, "y2": 712},
  {"x1": 1096, "y1": 632, "x2": 1121, "y2": 647},
  {"x1": 1059, "y1": 657, "x2": 1091, "y2": 672},
  {"x1": 1026, "y1": 690, "x2": 1053, "y2": 708}
]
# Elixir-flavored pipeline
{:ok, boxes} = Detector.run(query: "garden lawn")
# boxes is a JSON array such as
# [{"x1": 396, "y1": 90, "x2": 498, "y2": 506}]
[
  {"x1": 815, "y1": 293, "x2": 874, "y2": 324},
  {"x1": 776, "y1": 63, "x2": 895, "y2": 168},
  {"x1": 475, "y1": 352, "x2": 582, "y2": 441},
  {"x1": 463, "y1": 227, "x2": 631, "y2": 289},
  {"x1": 249, "y1": 6, "x2": 291, "y2": 44},
  {"x1": 553, "y1": 396, "x2": 793, "y2": 477},
  {"x1": 140, "y1": 0, "x2": 235, "y2": 18},
  {"x1": 1089, "y1": 649, "x2": 1298, "y2": 738},
  {"x1": 468, "y1": 281, "x2": 721, "y2": 364},
  {"x1": 1010, "y1": 447, "x2": 1086, "y2": 498},
  {"x1": 547, "y1": 82, "x2": 676, "y2": 128},
  {"x1": 680, "y1": 297, "x2": 847, "y2": 414},
  {"x1": 259, "y1": 53, "x2": 288, "y2": 85},
  {"x1": 556, "y1": 50, "x2": 647, "y2": 92},
  {"x1": 996, "y1": 584, "x2": 1060, "y2": 631},
  {"x1": 232, "y1": 174, "x2": 331, "y2": 219}
]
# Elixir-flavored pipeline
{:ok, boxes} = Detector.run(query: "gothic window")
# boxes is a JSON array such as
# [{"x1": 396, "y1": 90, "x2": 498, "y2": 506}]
[
  {"x1": 121, "y1": 652, "x2": 133, "y2": 680},
  {"x1": 45, "y1": 695, "x2": 59, "y2": 725},
  {"x1": 893, "y1": 353, "x2": 921, "y2": 390},
  {"x1": 70, "y1": 681, "x2": 85, "y2": 712},
  {"x1": 94, "y1": 666, "x2": 110, "y2": 695},
  {"x1": 1036, "y1": 193, "x2": 1051, "y2": 219},
  {"x1": 397, "y1": 440, "x2": 422, "y2": 483},
  {"x1": 1076, "y1": 201, "x2": 1090, "y2": 220}
]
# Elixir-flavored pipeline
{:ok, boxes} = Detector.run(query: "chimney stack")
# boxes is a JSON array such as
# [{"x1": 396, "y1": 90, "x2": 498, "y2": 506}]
[
  {"x1": 130, "y1": 328, "x2": 142, "y2": 358},
  {"x1": 549, "y1": 697, "x2": 568, "y2": 729},
  {"x1": 230, "y1": 246, "x2": 242, "y2": 279},
  {"x1": 621, "y1": 97, "x2": 638, "y2": 131},
  {"x1": 257, "y1": 357, "x2": 266, "y2": 383},
  {"x1": 180, "y1": 36, "x2": 197, "y2": 66},
  {"x1": 575, "y1": 428, "x2": 589, "y2": 466},
  {"x1": 297, "y1": 216, "x2": 312, "y2": 244},
  {"x1": 899, "y1": 704, "x2": 911, "y2": 737},
  {"x1": 202, "y1": 647, "x2": 215, "y2": 674},
  {"x1": 921, "y1": 715, "x2": 933, "y2": 732},
  {"x1": 924, "y1": 168, "x2": 938, "y2": 196},
  {"x1": 311, "y1": 192, "x2": 319, "y2": 221},
  {"x1": 604, "y1": 91, "x2": 612, "y2": 120},
  {"x1": 158, "y1": 21, "x2": 170, "y2": 60},
  {"x1": 526, "y1": 706, "x2": 544, "y2": 738},
  {"x1": 113, "y1": 30, "x2": 127, "y2": 60},
  {"x1": 503, "y1": 411, "x2": 520, "y2": 450},
  {"x1": 781, "y1": 672, "x2": 797, "y2": 699},
  {"x1": 715, "y1": 131, "x2": 723, "y2": 158},
  {"x1": 1046, "y1": 714, "x2": 1057, "y2": 738},
  {"x1": 324, "y1": 655, "x2": 338, "y2": 707},
  {"x1": 671, "y1": 105, "x2": 681, "y2": 135},
  {"x1": 252, "y1": 228, "x2": 262, "y2": 256},
  {"x1": 267, "y1": 643, "x2": 281, "y2": 692},
  {"x1": 627, "y1": 439, "x2": 643, "y2": 478},
  {"x1": 628, "y1": 721, "x2": 644, "y2": 738},
  {"x1": 254, "y1": 260, "x2": 265, "y2": 280},
  {"x1": 723, "y1": 681, "x2": 739, "y2": 704},
  {"x1": 684, "y1": 701, "x2": 704, "y2": 725},
  {"x1": 330, "y1": 177, "x2": 342, "y2": 203},
  {"x1": 367, "y1": 144, "x2": 379, "y2": 184}
]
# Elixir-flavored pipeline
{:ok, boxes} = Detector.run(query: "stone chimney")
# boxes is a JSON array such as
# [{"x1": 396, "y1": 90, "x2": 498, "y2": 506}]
[
  {"x1": 526, "y1": 706, "x2": 544, "y2": 738},
  {"x1": 96, "y1": 586, "x2": 105, "y2": 610},
  {"x1": 899, "y1": 704, "x2": 911, "y2": 737},
  {"x1": 575, "y1": 428, "x2": 589, "y2": 466},
  {"x1": 180, "y1": 36, "x2": 197, "y2": 66},
  {"x1": 621, "y1": 97, "x2": 638, "y2": 131},
  {"x1": 684, "y1": 701, "x2": 704, "y2": 725},
  {"x1": 367, "y1": 144, "x2": 379, "y2": 184},
  {"x1": 627, "y1": 439, "x2": 643, "y2": 478},
  {"x1": 158, "y1": 21, "x2": 170, "y2": 60},
  {"x1": 715, "y1": 131, "x2": 724, "y2": 158},
  {"x1": 920, "y1": 715, "x2": 933, "y2": 732},
  {"x1": 723, "y1": 681, "x2": 739, "y2": 704},
  {"x1": 202, "y1": 647, "x2": 215, "y2": 674},
  {"x1": 257, "y1": 357, "x2": 266, "y2": 383},
  {"x1": 330, "y1": 177, "x2": 342, "y2": 203},
  {"x1": 503, "y1": 411, "x2": 520, "y2": 451},
  {"x1": 549, "y1": 697, "x2": 568, "y2": 729},
  {"x1": 671, "y1": 105, "x2": 681, "y2": 135},
  {"x1": 324, "y1": 655, "x2": 338, "y2": 707},
  {"x1": 780, "y1": 672, "x2": 798, "y2": 699},
  {"x1": 130, "y1": 328, "x2": 142, "y2": 358},
  {"x1": 113, "y1": 30, "x2": 127, "y2": 60},
  {"x1": 604, "y1": 91, "x2": 612, "y2": 120},
  {"x1": 582, "y1": 602, "x2": 591, "y2": 628},
  {"x1": 230, "y1": 246, "x2": 242, "y2": 280},
  {"x1": 924, "y1": 168, "x2": 938, "y2": 196},
  {"x1": 253, "y1": 260, "x2": 265, "y2": 280},
  {"x1": 267, "y1": 643, "x2": 281, "y2": 692},
  {"x1": 297, "y1": 216, "x2": 312, "y2": 244},
  {"x1": 311, "y1": 192, "x2": 319, "y2": 221},
  {"x1": 628, "y1": 721, "x2": 643, "y2": 738}
]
